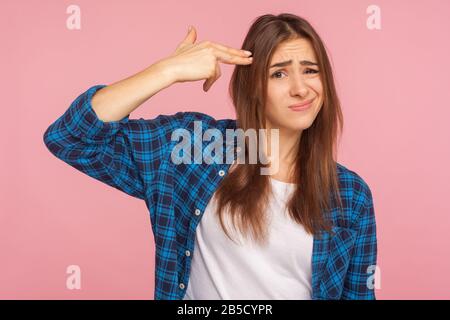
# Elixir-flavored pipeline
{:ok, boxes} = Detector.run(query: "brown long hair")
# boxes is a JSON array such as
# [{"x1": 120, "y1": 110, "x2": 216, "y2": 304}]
[{"x1": 214, "y1": 13, "x2": 344, "y2": 246}]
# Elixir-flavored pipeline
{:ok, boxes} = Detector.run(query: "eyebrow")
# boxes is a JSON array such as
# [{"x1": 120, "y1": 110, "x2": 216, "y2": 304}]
[{"x1": 269, "y1": 60, "x2": 318, "y2": 68}]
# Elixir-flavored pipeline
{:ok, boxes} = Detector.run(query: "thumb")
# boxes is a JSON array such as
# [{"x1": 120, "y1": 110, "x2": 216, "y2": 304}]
[{"x1": 181, "y1": 25, "x2": 197, "y2": 45}]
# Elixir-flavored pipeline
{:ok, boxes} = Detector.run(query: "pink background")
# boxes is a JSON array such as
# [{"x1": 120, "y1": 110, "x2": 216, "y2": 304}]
[{"x1": 2, "y1": 0, "x2": 450, "y2": 299}]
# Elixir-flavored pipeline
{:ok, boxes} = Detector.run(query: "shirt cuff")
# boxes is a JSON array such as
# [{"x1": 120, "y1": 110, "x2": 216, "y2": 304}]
[{"x1": 62, "y1": 84, "x2": 130, "y2": 144}]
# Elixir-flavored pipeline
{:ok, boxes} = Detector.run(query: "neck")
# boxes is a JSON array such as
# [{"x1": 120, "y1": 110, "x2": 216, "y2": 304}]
[{"x1": 263, "y1": 121, "x2": 302, "y2": 179}]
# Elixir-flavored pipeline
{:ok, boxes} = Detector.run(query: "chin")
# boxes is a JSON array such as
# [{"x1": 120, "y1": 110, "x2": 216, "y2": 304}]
[{"x1": 282, "y1": 117, "x2": 315, "y2": 132}]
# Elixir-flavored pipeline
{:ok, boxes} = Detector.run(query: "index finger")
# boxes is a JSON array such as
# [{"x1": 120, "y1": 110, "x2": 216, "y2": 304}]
[
  {"x1": 210, "y1": 41, "x2": 252, "y2": 57},
  {"x1": 213, "y1": 49, "x2": 253, "y2": 65}
]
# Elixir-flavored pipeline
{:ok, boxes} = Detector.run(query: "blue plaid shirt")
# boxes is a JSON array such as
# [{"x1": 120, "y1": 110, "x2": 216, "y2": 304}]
[{"x1": 43, "y1": 84, "x2": 377, "y2": 300}]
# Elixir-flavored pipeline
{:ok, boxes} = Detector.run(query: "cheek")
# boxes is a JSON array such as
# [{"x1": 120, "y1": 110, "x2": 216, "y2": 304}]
[
  {"x1": 310, "y1": 79, "x2": 323, "y2": 95},
  {"x1": 267, "y1": 82, "x2": 287, "y2": 103}
]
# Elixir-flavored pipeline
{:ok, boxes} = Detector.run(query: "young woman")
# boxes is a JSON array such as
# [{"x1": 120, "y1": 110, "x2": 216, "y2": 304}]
[{"x1": 43, "y1": 13, "x2": 377, "y2": 300}]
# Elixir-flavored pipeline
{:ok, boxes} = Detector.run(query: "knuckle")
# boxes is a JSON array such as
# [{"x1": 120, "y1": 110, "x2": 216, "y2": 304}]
[{"x1": 204, "y1": 46, "x2": 215, "y2": 56}]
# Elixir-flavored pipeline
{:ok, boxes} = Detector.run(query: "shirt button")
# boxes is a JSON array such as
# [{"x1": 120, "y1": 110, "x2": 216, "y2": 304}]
[
  {"x1": 194, "y1": 208, "x2": 201, "y2": 216},
  {"x1": 185, "y1": 250, "x2": 191, "y2": 257},
  {"x1": 236, "y1": 146, "x2": 242, "y2": 153},
  {"x1": 218, "y1": 170, "x2": 225, "y2": 176},
  {"x1": 179, "y1": 283, "x2": 185, "y2": 290}
]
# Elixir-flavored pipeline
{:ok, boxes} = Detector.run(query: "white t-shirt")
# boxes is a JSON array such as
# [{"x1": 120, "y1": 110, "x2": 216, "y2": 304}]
[{"x1": 183, "y1": 177, "x2": 314, "y2": 300}]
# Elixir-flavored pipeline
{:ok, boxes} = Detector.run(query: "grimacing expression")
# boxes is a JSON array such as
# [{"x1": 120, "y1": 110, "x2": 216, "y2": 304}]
[{"x1": 265, "y1": 38, "x2": 323, "y2": 133}]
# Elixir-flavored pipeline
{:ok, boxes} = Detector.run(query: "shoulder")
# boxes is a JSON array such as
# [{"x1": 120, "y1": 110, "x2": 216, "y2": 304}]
[
  {"x1": 336, "y1": 162, "x2": 373, "y2": 199},
  {"x1": 335, "y1": 162, "x2": 375, "y2": 226}
]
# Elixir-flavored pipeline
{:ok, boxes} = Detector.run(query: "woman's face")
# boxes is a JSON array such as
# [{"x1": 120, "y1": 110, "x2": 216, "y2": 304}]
[{"x1": 265, "y1": 38, "x2": 323, "y2": 133}]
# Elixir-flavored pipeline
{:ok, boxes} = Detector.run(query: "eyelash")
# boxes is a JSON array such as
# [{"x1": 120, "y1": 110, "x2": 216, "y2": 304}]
[{"x1": 270, "y1": 69, "x2": 319, "y2": 78}]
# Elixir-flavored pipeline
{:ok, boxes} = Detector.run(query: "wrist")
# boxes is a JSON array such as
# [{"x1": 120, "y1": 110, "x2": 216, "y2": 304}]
[{"x1": 149, "y1": 59, "x2": 178, "y2": 86}]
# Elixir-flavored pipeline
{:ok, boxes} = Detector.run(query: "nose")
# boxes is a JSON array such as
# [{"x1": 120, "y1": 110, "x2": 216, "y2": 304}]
[{"x1": 289, "y1": 71, "x2": 309, "y2": 98}]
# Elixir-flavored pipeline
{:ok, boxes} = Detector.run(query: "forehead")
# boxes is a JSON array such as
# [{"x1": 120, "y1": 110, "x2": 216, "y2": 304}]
[{"x1": 270, "y1": 38, "x2": 316, "y2": 62}]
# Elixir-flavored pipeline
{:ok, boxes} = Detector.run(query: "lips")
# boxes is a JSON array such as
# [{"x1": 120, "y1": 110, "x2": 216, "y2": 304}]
[{"x1": 288, "y1": 99, "x2": 314, "y2": 111}]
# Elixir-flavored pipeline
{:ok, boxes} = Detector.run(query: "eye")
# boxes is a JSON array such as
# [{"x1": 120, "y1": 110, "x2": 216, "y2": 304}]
[
  {"x1": 270, "y1": 68, "x2": 319, "y2": 79},
  {"x1": 305, "y1": 68, "x2": 319, "y2": 74},
  {"x1": 270, "y1": 71, "x2": 285, "y2": 79}
]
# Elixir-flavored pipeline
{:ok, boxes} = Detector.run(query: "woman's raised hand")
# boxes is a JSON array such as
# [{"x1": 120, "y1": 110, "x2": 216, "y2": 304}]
[{"x1": 158, "y1": 26, "x2": 253, "y2": 92}]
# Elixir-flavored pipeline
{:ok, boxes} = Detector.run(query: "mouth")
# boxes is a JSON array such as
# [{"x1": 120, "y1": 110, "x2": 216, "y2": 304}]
[{"x1": 288, "y1": 99, "x2": 314, "y2": 112}]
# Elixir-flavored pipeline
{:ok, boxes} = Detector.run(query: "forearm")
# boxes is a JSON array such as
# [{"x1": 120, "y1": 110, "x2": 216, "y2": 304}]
[{"x1": 91, "y1": 61, "x2": 176, "y2": 122}]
